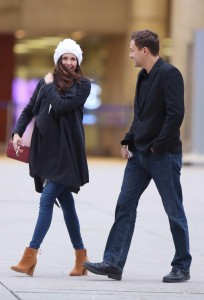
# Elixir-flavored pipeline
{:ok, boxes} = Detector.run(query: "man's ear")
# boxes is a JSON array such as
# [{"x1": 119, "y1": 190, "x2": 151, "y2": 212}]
[{"x1": 143, "y1": 47, "x2": 149, "y2": 55}]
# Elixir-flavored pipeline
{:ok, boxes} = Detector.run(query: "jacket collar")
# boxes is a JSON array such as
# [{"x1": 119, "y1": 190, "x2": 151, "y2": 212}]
[{"x1": 136, "y1": 57, "x2": 164, "y2": 112}]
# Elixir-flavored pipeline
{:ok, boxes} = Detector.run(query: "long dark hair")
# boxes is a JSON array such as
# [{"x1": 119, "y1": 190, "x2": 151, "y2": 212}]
[{"x1": 53, "y1": 56, "x2": 83, "y2": 92}]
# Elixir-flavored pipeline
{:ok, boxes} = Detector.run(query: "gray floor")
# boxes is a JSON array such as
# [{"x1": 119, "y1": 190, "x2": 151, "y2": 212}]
[{"x1": 0, "y1": 156, "x2": 203, "y2": 300}]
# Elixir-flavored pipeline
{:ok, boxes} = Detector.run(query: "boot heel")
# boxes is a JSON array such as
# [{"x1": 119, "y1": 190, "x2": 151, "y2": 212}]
[
  {"x1": 69, "y1": 249, "x2": 88, "y2": 276},
  {"x1": 11, "y1": 247, "x2": 38, "y2": 277},
  {"x1": 82, "y1": 267, "x2": 87, "y2": 275},
  {"x1": 26, "y1": 263, "x2": 36, "y2": 276}
]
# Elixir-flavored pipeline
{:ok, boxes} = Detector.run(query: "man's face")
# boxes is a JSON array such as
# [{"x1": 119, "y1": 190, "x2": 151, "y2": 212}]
[{"x1": 129, "y1": 39, "x2": 144, "y2": 68}]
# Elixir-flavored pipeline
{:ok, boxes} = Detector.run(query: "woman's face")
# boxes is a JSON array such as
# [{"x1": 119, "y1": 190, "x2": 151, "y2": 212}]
[{"x1": 61, "y1": 53, "x2": 78, "y2": 71}]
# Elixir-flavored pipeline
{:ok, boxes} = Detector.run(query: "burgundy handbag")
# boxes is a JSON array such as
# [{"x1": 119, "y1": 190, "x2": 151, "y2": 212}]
[{"x1": 6, "y1": 140, "x2": 30, "y2": 163}]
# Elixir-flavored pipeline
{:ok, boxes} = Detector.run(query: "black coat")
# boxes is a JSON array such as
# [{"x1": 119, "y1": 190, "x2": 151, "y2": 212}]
[
  {"x1": 14, "y1": 77, "x2": 91, "y2": 193},
  {"x1": 122, "y1": 58, "x2": 184, "y2": 154}
]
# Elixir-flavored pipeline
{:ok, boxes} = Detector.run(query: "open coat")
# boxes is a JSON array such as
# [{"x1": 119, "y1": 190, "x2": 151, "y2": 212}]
[
  {"x1": 13, "y1": 77, "x2": 91, "y2": 193},
  {"x1": 121, "y1": 57, "x2": 184, "y2": 154}
]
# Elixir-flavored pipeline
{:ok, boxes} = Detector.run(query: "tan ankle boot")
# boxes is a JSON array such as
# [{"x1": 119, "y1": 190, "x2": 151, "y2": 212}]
[
  {"x1": 11, "y1": 247, "x2": 38, "y2": 276},
  {"x1": 69, "y1": 249, "x2": 88, "y2": 276}
]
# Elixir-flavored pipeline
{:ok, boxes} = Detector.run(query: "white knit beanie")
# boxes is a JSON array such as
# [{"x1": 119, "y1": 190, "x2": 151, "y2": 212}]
[{"x1": 53, "y1": 38, "x2": 83, "y2": 65}]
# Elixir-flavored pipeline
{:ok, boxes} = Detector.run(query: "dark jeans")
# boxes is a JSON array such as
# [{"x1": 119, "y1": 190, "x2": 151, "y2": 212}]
[
  {"x1": 29, "y1": 180, "x2": 84, "y2": 249},
  {"x1": 103, "y1": 150, "x2": 192, "y2": 273}
]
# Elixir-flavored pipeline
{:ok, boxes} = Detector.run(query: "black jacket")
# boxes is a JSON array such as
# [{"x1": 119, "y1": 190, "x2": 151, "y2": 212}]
[
  {"x1": 121, "y1": 58, "x2": 184, "y2": 154},
  {"x1": 14, "y1": 77, "x2": 91, "y2": 193}
]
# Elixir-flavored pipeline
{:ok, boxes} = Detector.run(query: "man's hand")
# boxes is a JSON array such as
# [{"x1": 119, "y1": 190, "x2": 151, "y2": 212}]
[
  {"x1": 121, "y1": 145, "x2": 133, "y2": 159},
  {"x1": 150, "y1": 146, "x2": 155, "y2": 154}
]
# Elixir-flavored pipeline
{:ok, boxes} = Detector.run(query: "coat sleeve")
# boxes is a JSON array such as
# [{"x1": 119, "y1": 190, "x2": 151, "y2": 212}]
[
  {"x1": 152, "y1": 67, "x2": 184, "y2": 153},
  {"x1": 42, "y1": 78, "x2": 91, "y2": 114},
  {"x1": 13, "y1": 79, "x2": 44, "y2": 137},
  {"x1": 121, "y1": 75, "x2": 139, "y2": 147},
  {"x1": 121, "y1": 117, "x2": 135, "y2": 146}
]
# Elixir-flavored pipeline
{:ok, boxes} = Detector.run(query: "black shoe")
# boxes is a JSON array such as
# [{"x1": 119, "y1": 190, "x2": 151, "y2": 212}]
[
  {"x1": 83, "y1": 261, "x2": 122, "y2": 280},
  {"x1": 163, "y1": 269, "x2": 190, "y2": 283}
]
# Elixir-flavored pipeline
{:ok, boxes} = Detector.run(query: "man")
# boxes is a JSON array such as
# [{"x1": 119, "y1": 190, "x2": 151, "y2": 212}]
[{"x1": 84, "y1": 30, "x2": 192, "y2": 282}]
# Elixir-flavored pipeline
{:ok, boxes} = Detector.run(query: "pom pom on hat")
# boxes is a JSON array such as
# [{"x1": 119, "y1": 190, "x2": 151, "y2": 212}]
[{"x1": 53, "y1": 38, "x2": 83, "y2": 65}]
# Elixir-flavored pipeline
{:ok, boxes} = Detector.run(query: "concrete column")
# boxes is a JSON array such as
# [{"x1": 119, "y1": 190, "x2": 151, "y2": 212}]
[
  {"x1": 0, "y1": 34, "x2": 15, "y2": 143},
  {"x1": 170, "y1": 0, "x2": 204, "y2": 153},
  {"x1": 170, "y1": 0, "x2": 204, "y2": 79},
  {"x1": 122, "y1": 0, "x2": 169, "y2": 105},
  {"x1": 191, "y1": 30, "x2": 204, "y2": 154}
]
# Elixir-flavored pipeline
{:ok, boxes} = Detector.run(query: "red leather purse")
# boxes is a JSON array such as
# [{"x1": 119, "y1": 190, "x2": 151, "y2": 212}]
[{"x1": 6, "y1": 140, "x2": 30, "y2": 163}]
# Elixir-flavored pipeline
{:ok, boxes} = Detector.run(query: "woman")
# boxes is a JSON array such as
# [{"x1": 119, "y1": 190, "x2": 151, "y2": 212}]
[{"x1": 11, "y1": 38, "x2": 91, "y2": 276}]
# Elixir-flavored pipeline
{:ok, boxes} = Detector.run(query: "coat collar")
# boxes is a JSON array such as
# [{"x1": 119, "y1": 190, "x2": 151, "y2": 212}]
[{"x1": 136, "y1": 57, "x2": 164, "y2": 112}]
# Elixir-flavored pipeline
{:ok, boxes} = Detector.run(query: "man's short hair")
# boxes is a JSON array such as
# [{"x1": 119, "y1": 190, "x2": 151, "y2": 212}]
[{"x1": 131, "y1": 30, "x2": 160, "y2": 56}]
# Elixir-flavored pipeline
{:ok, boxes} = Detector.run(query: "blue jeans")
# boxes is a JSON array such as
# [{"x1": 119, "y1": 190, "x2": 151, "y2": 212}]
[
  {"x1": 29, "y1": 181, "x2": 84, "y2": 249},
  {"x1": 103, "y1": 150, "x2": 192, "y2": 273}
]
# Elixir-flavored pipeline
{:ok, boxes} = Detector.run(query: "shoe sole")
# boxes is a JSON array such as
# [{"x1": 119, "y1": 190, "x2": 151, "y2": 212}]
[
  {"x1": 163, "y1": 276, "x2": 190, "y2": 283},
  {"x1": 84, "y1": 264, "x2": 122, "y2": 281}
]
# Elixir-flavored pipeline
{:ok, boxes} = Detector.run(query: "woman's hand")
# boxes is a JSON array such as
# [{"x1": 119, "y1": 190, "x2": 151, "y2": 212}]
[
  {"x1": 44, "y1": 72, "x2": 54, "y2": 84},
  {"x1": 12, "y1": 133, "x2": 22, "y2": 154}
]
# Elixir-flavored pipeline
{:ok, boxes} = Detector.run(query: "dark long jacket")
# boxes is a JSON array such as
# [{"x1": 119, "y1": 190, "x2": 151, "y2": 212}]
[
  {"x1": 121, "y1": 58, "x2": 184, "y2": 154},
  {"x1": 13, "y1": 77, "x2": 91, "y2": 193}
]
